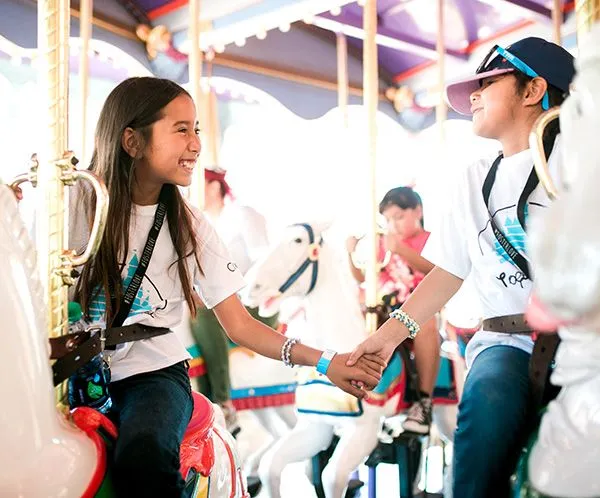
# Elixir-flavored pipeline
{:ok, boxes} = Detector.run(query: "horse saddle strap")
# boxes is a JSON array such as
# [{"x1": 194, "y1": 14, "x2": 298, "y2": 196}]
[
  {"x1": 50, "y1": 324, "x2": 171, "y2": 386},
  {"x1": 482, "y1": 313, "x2": 534, "y2": 334},
  {"x1": 529, "y1": 332, "x2": 561, "y2": 411}
]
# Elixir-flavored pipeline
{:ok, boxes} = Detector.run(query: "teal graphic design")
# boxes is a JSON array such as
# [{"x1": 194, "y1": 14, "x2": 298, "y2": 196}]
[
  {"x1": 493, "y1": 207, "x2": 528, "y2": 263},
  {"x1": 89, "y1": 251, "x2": 153, "y2": 321}
]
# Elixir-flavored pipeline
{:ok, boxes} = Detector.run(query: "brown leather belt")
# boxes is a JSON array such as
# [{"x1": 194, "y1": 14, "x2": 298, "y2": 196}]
[
  {"x1": 482, "y1": 313, "x2": 560, "y2": 411},
  {"x1": 482, "y1": 313, "x2": 534, "y2": 334},
  {"x1": 49, "y1": 324, "x2": 171, "y2": 386}
]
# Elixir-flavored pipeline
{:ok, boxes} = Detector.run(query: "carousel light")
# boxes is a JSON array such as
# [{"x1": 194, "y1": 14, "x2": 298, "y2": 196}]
[
  {"x1": 279, "y1": 22, "x2": 291, "y2": 33},
  {"x1": 330, "y1": 6, "x2": 342, "y2": 16},
  {"x1": 205, "y1": 49, "x2": 215, "y2": 61},
  {"x1": 477, "y1": 26, "x2": 492, "y2": 38},
  {"x1": 214, "y1": 43, "x2": 225, "y2": 53},
  {"x1": 357, "y1": 0, "x2": 366, "y2": 6},
  {"x1": 303, "y1": 14, "x2": 315, "y2": 24},
  {"x1": 234, "y1": 38, "x2": 246, "y2": 47},
  {"x1": 256, "y1": 29, "x2": 267, "y2": 40}
]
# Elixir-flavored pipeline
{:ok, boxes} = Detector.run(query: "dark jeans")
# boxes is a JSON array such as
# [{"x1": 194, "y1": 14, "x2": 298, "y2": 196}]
[
  {"x1": 453, "y1": 345, "x2": 535, "y2": 498},
  {"x1": 109, "y1": 361, "x2": 193, "y2": 498}
]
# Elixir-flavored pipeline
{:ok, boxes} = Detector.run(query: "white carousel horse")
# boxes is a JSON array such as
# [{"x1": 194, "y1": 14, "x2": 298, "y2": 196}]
[
  {"x1": 243, "y1": 222, "x2": 458, "y2": 498},
  {"x1": 524, "y1": 24, "x2": 600, "y2": 498},
  {"x1": 175, "y1": 305, "x2": 298, "y2": 478},
  {"x1": 0, "y1": 183, "x2": 246, "y2": 497}
]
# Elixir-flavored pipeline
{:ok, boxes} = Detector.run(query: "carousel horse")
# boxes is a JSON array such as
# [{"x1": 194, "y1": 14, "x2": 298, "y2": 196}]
[
  {"x1": 0, "y1": 183, "x2": 247, "y2": 498},
  {"x1": 175, "y1": 310, "x2": 298, "y2": 480},
  {"x1": 514, "y1": 24, "x2": 600, "y2": 498},
  {"x1": 242, "y1": 222, "x2": 459, "y2": 498}
]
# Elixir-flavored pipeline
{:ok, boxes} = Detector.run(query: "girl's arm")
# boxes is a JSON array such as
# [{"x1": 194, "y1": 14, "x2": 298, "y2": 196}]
[
  {"x1": 213, "y1": 294, "x2": 384, "y2": 398},
  {"x1": 394, "y1": 244, "x2": 435, "y2": 274},
  {"x1": 347, "y1": 266, "x2": 463, "y2": 365}
]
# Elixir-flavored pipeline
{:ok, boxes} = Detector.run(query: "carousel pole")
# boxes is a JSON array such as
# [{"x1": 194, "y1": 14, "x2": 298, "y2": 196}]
[
  {"x1": 79, "y1": 0, "x2": 93, "y2": 164},
  {"x1": 36, "y1": 0, "x2": 72, "y2": 404},
  {"x1": 204, "y1": 53, "x2": 219, "y2": 169},
  {"x1": 575, "y1": 0, "x2": 600, "y2": 36},
  {"x1": 552, "y1": 0, "x2": 563, "y2": 44},
  {"x1": 337, "y1": 32, "x2": 349, "y2": 129},
  {"x1": 363, "y1": 0, "x2": 379, "y2": 336},
  {"x1": 435, "y1": 0, "x2": 446, "y2": 142},
  {"x1": 188, "y1": 0, "x2": 205, "y2": 208}
]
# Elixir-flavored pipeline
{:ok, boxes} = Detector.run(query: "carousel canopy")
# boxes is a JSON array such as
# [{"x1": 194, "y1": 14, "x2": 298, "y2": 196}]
[{"x1": 0, "y1": 0, "x2": 577, "y2": 121}]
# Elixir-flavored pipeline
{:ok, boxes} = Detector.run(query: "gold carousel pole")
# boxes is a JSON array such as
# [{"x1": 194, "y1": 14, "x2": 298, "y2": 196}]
[
  {"x1": 552, "y1": 0, "x2": 563, "y2": 45},
  {"x1": 36, "y1": 0, "x2": 71, "y2": 403},
  {"x1": 436, "y1": 0, "x2": 446, "y2": 142},
  {"x1": 203, "y1": 53, "x2": 219, "y2": 169},
  {"x1": 575, "y1": 0, "x2": 600, "y2": 36},
  {"x1": 363, "y1": 0, "x2": 379, "y2": 336},
  {"x1": 337, "y1": 32, "x2": 349, "y2": 130},
  {"x1": 188, "y1": 0, "x2": 205, "y2": 208},
  {"x1": 79, "y1": 0, "x2": 93, "y2": 164}
]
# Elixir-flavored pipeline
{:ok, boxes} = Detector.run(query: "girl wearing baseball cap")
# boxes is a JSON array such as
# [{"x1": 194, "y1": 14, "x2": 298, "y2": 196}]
[{"x1": 346, "y1": 37, "x2": 575, "y2": 497}]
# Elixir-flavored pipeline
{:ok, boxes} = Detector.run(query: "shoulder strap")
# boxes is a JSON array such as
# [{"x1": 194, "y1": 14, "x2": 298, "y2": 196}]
[
  {"x1": 482, "y1": 155, "x2": 539, "y2": 279},
  {"x1": 111, "y1": 187, "x2": 168, "y2": 328}
]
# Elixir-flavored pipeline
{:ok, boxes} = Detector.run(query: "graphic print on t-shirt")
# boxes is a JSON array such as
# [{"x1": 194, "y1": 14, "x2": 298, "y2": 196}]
[{"x1": 88, "y1": 249, "x2": 164, "y2": 322}]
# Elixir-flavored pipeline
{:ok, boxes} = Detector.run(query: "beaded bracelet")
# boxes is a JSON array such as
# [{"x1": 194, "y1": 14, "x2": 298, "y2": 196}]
[
  {"x1": 281, "y1": 337, "x2": 300, "y2": 367},
  {"x1": 389, "y1": 309, "x2": 420, "y2": 339}
]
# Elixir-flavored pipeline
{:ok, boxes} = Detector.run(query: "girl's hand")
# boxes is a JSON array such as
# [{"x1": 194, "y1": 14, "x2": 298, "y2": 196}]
[
  {"x1": 325, "y1": 352, "x2": 384, "y2": 399},
  {"x1": 346, "y1": 327, "x2": 399, "y2": 367}
]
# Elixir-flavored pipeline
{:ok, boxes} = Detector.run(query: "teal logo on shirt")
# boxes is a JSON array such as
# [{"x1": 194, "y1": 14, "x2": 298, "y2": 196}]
[
  {"x1": 493, "y1": 209, "x2": 528, "y2": 264},
  {"x1": 88, "y1": 252, "x2": 153, "y2": 321}
]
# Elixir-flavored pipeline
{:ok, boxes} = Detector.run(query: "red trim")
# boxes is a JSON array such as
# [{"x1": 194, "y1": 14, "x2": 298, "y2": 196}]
[
  {"x1": 393, "y1": 60, "x2": 436, "y2": 83},
  {"x1": 213, "y1": 428, "x2": 238, "y2": 498},
  {"x1": 189, "y1": 363, "x2": 207, "y2": 378},
  {"x1": 148, "y1": 0, "x2": 188, "y2": 20},
  {"x1": 563, "y1": 1, "x2": 575, "y2": 14},
  {"x1": 232, "y1": 392, "x2": 296, "y2": 411},
  {"x1": 71, "y1": 408, "x2": 119, "y2": 498}
]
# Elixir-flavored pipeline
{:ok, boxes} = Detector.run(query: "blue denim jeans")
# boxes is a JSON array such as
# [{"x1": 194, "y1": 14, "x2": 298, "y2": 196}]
[
  {"x1": 452, "y1": 346, "x2": 534, "y2": 498},
  {"x1": 109, "y1": 361, "x2": 193, "y2": 498}
]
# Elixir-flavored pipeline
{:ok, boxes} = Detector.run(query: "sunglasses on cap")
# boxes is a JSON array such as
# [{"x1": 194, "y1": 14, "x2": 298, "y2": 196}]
[{"x1": 477, "y1": 44, "x2": 550, "y2": 111}]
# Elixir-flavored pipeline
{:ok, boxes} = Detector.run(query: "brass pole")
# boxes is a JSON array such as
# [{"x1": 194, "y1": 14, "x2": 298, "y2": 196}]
[
  {"x1": 79, "y1": 0, "x2": 93, "y2": 165},
  {"x1": 436, "y1": 0, "x2": 446, "y2": 141},
  {"x1": 552, "y1": 0, "x2": 563, "y2": 44},
  {"x1": 337, "y1": 32, "x2": 349, "y2": 129},
  {"x1": 188, "y1": 0, "x2": 204, "y2": 208},
  {"x1": 37, "y1": 0, "x2": 71, "y2": 402},
  {"x1": 575, "y1": 0, "x2": 600, "y2": 36},
  {"x1": 363, "y1": 0, "x2": 379, "y2": 336}
]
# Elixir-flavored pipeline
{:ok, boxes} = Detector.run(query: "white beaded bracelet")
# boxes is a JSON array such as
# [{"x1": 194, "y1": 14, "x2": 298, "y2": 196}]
[
  {"x1": 389, "y1": 309, "x2": 420, "y2": 339},
  {"x1": 281, "y1": 337, "x2": 300, "y2": 367}
]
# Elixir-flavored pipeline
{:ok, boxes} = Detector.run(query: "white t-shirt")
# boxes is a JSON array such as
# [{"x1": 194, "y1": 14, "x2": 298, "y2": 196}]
[
  {"x1": 70, "y1": 196, "x2": 246, "y2": 381},
  {"x1": 205, "y1": 203, "x2": 269, "y2": 275},
  {"x1": 423, "y1": 140, "x2": 561, "y2": 368}
]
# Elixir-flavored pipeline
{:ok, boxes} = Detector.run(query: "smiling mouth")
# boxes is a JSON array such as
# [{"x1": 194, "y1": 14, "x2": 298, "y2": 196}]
[{"x1": 179, "y1": 160, "x2": 196, "y2": 173}]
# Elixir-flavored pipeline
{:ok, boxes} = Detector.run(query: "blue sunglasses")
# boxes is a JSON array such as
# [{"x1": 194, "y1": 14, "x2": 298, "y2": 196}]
[{"x1": 477, "y1": 44, "x2": 550, "y2": 111}]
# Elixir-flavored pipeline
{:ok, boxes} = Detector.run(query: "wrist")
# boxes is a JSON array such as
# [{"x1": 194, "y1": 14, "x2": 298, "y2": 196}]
[{"x1": 316, "y1": 349, "x2": 337, "y2": 375}]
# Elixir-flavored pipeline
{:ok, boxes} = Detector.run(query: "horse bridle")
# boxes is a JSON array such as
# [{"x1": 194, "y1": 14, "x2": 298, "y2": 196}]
[{"x1": 277, "y1": 223, "x2": 323, "y2": 296}]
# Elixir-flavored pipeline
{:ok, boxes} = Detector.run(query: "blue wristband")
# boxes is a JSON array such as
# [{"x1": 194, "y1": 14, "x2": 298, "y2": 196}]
[{"x1": 316, "y1": 349, "x2": 337, "y2": 375}]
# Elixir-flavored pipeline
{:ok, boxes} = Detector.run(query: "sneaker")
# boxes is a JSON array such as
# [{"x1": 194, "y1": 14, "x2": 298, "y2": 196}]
[
  {"x1": 402, "y1": 397, "x2": 432, "y2": 435},
  {"x1": 219, "y1": 402, "x2": 241, "y2": 438}
]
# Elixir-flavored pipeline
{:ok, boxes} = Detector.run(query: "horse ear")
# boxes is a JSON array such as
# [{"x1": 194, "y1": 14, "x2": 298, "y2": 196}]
[{"x1": 309, "y1": 220, "x2": 333, "y2": 236}]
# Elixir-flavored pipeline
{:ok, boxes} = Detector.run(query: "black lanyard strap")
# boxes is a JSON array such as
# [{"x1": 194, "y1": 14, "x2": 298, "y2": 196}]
[
  {"x1": 110, "y1": 186, "x2": 168, "y2": 328},
  {"x1": 482, "y1": 154, "x2": 540, "y2": 279}
]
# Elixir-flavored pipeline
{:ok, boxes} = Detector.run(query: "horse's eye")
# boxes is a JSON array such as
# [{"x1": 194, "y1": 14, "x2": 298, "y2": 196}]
[{"x1": 294, "y1": 238, "x2": 302, "y2": 243}]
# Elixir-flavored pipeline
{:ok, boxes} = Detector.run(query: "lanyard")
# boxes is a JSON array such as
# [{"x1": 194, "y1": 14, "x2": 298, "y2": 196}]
[
  {"x1": 110, "y1": 186, "x2": 168, "y2": 328},
  {"x1": 482, "y1": 154, "x2": 539, "y2": 279}
]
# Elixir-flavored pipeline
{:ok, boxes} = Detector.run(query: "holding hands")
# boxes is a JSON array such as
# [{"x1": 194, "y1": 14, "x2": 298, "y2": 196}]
[{"x1": 325, "y1": 353, "x2": 387, "y2": 399}]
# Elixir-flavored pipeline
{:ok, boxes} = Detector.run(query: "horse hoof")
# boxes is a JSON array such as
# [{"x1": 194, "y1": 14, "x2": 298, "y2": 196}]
[
  {"x1": 345, "y1": 479, "x2": 364, "y2": 498},
  {"x1": 247, "y1": 475, "x2": 262, "y2": 497}
]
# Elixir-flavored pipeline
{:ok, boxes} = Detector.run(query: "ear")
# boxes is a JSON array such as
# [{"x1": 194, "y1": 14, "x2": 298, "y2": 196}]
[
  {"x1": 121, "y1": 127, "x2": 142, "y2": 159},
  {"x1": 309, "y1": 220, "x2": 333, "y2": 236},
  {"x1": 523, "y1": 76, "x2": 548, "y2": 108}
]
